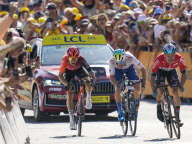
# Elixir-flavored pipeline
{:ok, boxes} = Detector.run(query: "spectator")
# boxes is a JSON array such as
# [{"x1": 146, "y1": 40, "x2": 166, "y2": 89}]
[
  {"x1": 129, "y1": 1, "x2": 139, "y2": 11},
  {"x1": 76, "y1": 19, "x2": 90, "y2": 34},
  {"x1": 97, "y1": 13, "x2": 108, "y2": 35},
  {"x1": 64, "y1": 7, "x2": 76, "y2": 34},
  {"x1": 70, "y1": 0, "x2": 100, "y2": 18}
]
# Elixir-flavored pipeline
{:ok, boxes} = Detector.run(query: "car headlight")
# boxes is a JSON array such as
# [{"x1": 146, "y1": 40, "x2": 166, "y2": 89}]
[{"x1": 44, "y1": 79, "x2": 64, "y2": 87}]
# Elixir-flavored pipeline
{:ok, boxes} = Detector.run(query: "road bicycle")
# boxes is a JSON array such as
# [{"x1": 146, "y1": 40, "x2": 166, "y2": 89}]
[
  {"x1": 71, "y1": 79, "x2": 92, "y2": 136},
  {"x1": 153, "y1": 84, "x2": 182, "y2": 139},
  {"x1": 117, "y1": 75, "x2": 144, "y2": 136}
]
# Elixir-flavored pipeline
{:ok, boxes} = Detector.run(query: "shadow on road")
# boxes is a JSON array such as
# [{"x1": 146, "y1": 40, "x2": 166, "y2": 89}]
[
  {"x1": 50, "y1": 135, "x2": 85, "y2": 139},
  {"x1": 144, "y1": 138, "x2": 177, "y2": 142},
  {"x1": 24, "y1": 114, "x2": 117, "y2": 124},
  {"x1": 99, "y1": 135, "x2": 138, "y2": 139}
]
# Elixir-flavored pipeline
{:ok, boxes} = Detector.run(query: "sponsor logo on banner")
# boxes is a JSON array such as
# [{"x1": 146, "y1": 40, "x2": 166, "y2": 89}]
[
  {"x1": 48, "y1": 94, "x2": 67, "y2": 100},
  {"x1": 49, "y1": 88, "x2": 62, "y2": 91}
]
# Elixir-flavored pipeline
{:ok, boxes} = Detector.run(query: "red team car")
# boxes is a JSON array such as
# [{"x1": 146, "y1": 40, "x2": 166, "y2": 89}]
[{"x1": 18, "y1": 34, "x2": 117, "y2": 121}]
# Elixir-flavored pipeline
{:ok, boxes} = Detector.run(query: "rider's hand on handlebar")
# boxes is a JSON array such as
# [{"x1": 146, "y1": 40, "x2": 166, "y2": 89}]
[
  {"x1": 152, "y1": 91, "x2": 157, "y2": 98},
  {"x1": 180, "y1": 86, "x2": 184, "y2": 92},
  {"x1": 67, "y1": 83, "x2": 74, "y2": 91}
]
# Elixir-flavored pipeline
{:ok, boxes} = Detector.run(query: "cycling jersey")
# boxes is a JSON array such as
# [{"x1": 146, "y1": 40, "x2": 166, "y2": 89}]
[
  {"x1": 152, "y1": 53, "x2": 186, "y2": 74},
  {"x1": 59, "y1": 55, "x2": 92, "y2": 73},
  {"x1": 109, "y1": 51, "x2": 143, "y2": 76}
]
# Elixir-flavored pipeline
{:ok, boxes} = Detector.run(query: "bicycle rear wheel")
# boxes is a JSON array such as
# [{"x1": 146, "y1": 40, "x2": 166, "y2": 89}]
[
  {"x1": 161, "y1": 100, "x2": 172, "y2": 138},
  {"x1": 121, "y1": 92, "x2": 128, "y2": 136},
  {"x1": 168, "y1": 96, "x2": 181, "y2": 139},
  {"x1": 77, "y1": 95, "x2": 83, "y2": 136},
  {"x1": 128, "y1": 92, "x2": 137, "y2": 136}
]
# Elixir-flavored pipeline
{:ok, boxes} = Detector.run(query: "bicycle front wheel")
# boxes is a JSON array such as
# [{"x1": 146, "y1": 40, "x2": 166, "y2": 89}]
[
  {"x1": 77, "y1": 95, "x2": 83, "y2": 136},
  {"x1": 121, "y1": 92, "x2": 128, "y2": 136},
  {"x1": 161, "y1": 100, "x2": 172, "y2": 138},
  {"x1": 128, "y1": 92, "x2": 137, "y2": 136},
  {"x1": 168, "y1": 96, "x2": 181, "y2": 139}
]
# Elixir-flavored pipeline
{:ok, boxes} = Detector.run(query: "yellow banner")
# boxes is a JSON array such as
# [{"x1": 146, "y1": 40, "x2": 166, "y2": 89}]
[
  {"x1": 42, "y1": 34, "x2": 107, "y2": 45},
  {"x1": 138, "y1": 51, "x2": 192, "y2": 98}
]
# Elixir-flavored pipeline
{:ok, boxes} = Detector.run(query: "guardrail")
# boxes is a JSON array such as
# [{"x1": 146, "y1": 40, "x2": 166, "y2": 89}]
[{"x1": 0, "y1": 100, "x2": 30, "y2": 144}]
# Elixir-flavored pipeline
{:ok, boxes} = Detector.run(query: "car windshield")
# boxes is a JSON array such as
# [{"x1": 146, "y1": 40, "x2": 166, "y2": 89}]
[{"x1": 41, "y1": 44, "x2": 113, "y2": 66}]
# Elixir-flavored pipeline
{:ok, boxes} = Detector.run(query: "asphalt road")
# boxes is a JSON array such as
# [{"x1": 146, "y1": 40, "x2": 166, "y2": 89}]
[{"x1": 24, "y1": 98, "x2": 192, "y2": 144}]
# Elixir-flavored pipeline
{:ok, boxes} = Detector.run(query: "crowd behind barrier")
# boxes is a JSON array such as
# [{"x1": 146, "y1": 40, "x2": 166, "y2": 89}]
[{"x1": 0, "y1": 0, "x2": 192, "y2": 143}]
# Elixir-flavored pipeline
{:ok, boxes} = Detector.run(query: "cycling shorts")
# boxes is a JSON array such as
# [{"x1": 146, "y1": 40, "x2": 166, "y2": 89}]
[
  {"x1": 64, "y1": 66, "x2": 88, "y2": 91},
  {"x1": 114, "y1": 64, "x2": 139, "y2": 81},
  {"x1": 155, "y1": 69, "x2": 179, "y2": 87}
]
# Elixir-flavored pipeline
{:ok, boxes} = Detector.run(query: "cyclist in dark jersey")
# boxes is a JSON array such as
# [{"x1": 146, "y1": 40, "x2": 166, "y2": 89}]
[
  {"x1": 150, "y1": 43, "x2": 186, "y2": 126},
  {"x1": 58, "y1": 46, "x2": 95, "y2": 130}
]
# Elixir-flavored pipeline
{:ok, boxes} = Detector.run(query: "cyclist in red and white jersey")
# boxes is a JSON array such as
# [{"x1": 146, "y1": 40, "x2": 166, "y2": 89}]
[
  {"x1": 58, "y1": 46, "x2": 95, "y2": 130},
  {"x1": 150, "y1": 43, "x2": 187, "y2": 125}
]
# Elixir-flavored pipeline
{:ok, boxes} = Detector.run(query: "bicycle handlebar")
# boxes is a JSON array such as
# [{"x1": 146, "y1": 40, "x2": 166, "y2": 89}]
[
  {"x1": 117, "y1": 76, "x2": 144, "y2": 89},
  {"x1": 153, "y1": 80, "x2": 182, "y2": 93}
]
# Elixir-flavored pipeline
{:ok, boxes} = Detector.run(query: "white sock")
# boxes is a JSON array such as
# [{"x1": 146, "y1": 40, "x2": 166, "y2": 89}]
[
  {"x1": 68, "y1": 110, "x2": 73, "y2": 122},
  {"x1": 86, "y1": 92, "x2": 91, "y2": 97}
]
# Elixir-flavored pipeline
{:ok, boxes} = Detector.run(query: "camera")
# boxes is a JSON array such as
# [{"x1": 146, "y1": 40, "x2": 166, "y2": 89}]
[
  {"x1": 165, "y1": 5, "x2": 171, "y2": 11},
  {"x1": 164, "y1": 30, "x2": 169, "y2": 35},
  {"x1": 18, "y1": 53, "x2": 24, "y2": 64},
  {"x1": 5, "y1": 97, "x2": 12, "y2": 104},
  {"x1": 13, "y1": 69, "x2": 19, "y2": 80},
  {"x1": 25, "y1": 66, "x2": 33, "y2": 77},
  {"x1": 30, "y1": 51, "x2": 35, "y2": 59},
  {"x1": 0, "y1": 4, "x2": 9, "y2": 11}
]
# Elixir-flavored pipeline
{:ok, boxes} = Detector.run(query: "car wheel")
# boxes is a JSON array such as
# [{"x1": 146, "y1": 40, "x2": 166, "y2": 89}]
[
  {"x1": 33, "y1": 87, "x2": 48, "y2": 121},
  {"x1": 20, "y1": 108, "x2": 25, "y2": 116}
]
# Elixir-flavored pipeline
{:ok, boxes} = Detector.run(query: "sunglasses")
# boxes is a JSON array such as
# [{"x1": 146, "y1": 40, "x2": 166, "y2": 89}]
[
  {"x1": 137, "y1": 21, "x2": 145, "y2": 24},
  {"x1": 129, "y1": 3, "x2": 137, "y2": 7},
  {"x1": 98, "y1": 18, "x2": 106, "y2": 21},
  {"x1": 154, "y1": 13, "x2": 161, "y2": 17},
  {"x1": 69, "y1": 57, "x2": 78, "y2": 61},
  {"x1": 47, "y1": 7, "x2": 56, "y2": 10}
]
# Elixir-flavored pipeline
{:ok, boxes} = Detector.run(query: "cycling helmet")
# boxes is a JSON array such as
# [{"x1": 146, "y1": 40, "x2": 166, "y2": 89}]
[
  {"x1": 163, "y1": 43, "x2": 176, "y2": 54},
  {"x1": 113, "y1": 49, "x2": 125, "y2": 64},
  {"x1": 67, "y1": 46, "x2": 80, "y2": 58}
]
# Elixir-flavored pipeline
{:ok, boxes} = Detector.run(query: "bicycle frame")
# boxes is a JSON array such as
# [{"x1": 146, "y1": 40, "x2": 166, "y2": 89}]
[
  {"x1": 73, "y1": 80, "x2": 92, "y2": 136},
  {"x1": 154, "y1": 84, "x2": 181, "y2": 139},
  {"x1": 76, "y1": 84, "x2": 86, "y2": 116},
  {"x1": 120, "y1": 78, "x2": 143, "y2": 136}
]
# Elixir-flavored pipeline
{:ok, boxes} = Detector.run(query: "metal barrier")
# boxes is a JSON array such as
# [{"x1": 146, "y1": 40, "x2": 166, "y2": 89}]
[{"x1": 0, "y1": 100, "x2": 30, "y2": 144}]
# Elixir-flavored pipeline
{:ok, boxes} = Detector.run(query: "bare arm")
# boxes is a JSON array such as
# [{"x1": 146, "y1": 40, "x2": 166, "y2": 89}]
[
  {"x1": 0, "y1": 2, "x2": 17, "y2": 40},
  {"x1": 110, "y1": 75, "x2": 118, "y2": 87},
  {"x1": 89, "y1": 70, "x2": 95, "y2": 83},
  {"x1": 0, "y1": 37, "x2": 25, "y2": 57},
  {"x1": 140, "y1": 66, "x2": 147, "y2": 87},
  {"x1": 180, "y1": 72, "x2": 186, "y2": 88},
  {"x1": 95, "y1": 0, "x2": 100, "y2": 9},
  {"x1": 150, "y1": 75, "x2": 156, "y2": 91},
  {"x1": 69, "y1": 0, "x2": 83, "y2": 10}
]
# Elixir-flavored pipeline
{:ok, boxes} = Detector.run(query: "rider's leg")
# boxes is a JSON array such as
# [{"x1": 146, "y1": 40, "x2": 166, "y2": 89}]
[
  {"x1": 114, "y1": 68, "x2": 124, "y2": 121},
  {"x1": 133, "y1": 83, "x2": 140, "y2": 111},
  {"x1": 155, "y1": 69, "x2": 166, "y2": 122},
  {"x1": 125, "y1": 65, "x2": 140, "y2": 112},
  {"x1": 168, "y1": 69, "x2": 183, "y2": 125},
  {"x1": 171, "y1": 87, "x2": 180, "y2": 113},
  {"x1": 67, "y1": 90, "x2": 75, "y2": 130},
  {"x1": 83, "y1": 76, "x2": 92, "y2": 109},
  {"x1": 76, "y1": 67, "x2": 92, "y2": 109}
]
